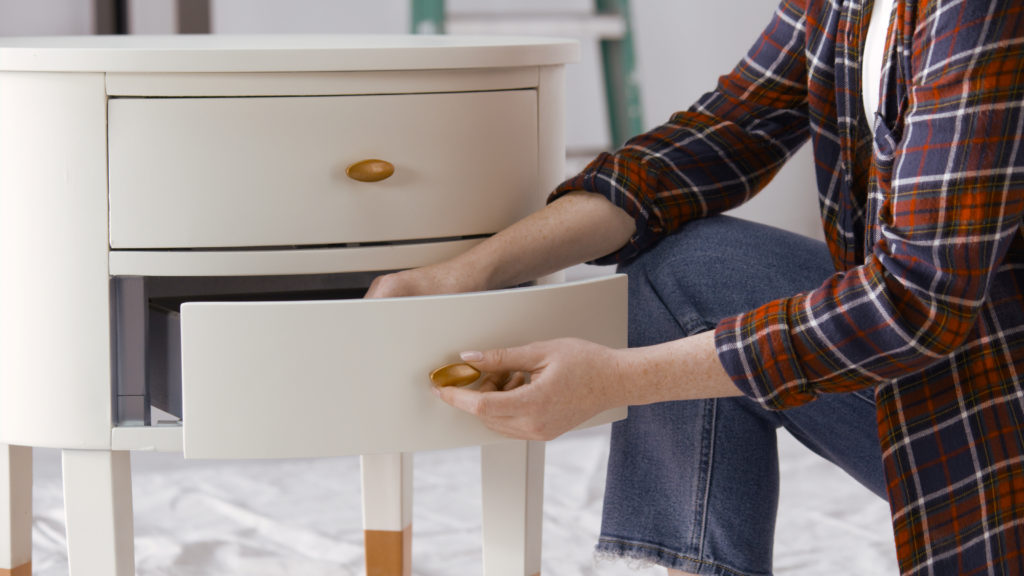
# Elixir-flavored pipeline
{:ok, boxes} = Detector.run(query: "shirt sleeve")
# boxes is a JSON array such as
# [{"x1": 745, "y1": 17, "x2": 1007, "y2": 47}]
[
  {"x1": 715, "y1": 0, "x2": 1024, "y2": 409},
  {"x1": 549, "y1": 0, "x2": 812, "y2": 264}
]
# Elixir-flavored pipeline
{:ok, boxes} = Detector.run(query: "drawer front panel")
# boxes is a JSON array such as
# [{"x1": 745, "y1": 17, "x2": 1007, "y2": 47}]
[
  {"x1": 180, "y1": 276, "x2": 627, "y2": 459},
  {"x1": 108, "y1": 91, "x2": 538, "y2": 248}
]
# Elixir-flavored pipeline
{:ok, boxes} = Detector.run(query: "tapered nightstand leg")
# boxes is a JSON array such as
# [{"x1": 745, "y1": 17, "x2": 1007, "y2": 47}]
[
  {"x1": 481, "y1": 440, "x2": 544, "y2": 576},
  {"x1": 0, "y1": 445, "x2": 31, "y2": 576},
  {"x1": 361, "y1": 452, "x2": 413, "y2": 576},
  {"x1": 62, "y1": 450, "x2": 135, "y2": 576}
]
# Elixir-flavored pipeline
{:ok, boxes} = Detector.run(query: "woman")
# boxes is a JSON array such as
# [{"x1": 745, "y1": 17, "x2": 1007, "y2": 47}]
[{"x1": 367, "y1": 0, "x2": 1024, "y2": 573}]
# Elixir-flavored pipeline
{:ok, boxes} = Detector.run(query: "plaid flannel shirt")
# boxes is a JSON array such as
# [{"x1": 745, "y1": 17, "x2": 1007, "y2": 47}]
[{"x1": 553, "y1": 0, "x2": 1024, "y2": 573}]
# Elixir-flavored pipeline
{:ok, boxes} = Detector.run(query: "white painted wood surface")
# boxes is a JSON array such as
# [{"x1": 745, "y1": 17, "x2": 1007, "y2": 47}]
[
  {"x1": 105, "y1": 67, "x2": 539, "y2": 97},
  {"x1": 481, "y1": 441, "x2": 545, "y2": 576},
  {"x1": 0, "y1": 35, "x2": 578, "y2": 73},
  {"x1": 108, "y1": 238, "x2": 487, "y2": 277},
  {"x1": 62, "y1": 450, "x2": 135, "y2": 576},
  {"x1": 0, "y1": 72, "x2": 113, "y2": 450},
  {"x1": 180, "y1": 276, "x2": 628, "y2": 459},
  {"x1": 110, "y1": 426, "x2": 183, "y2": 453},
  {"x1": 108, "y1": 91, "x2": 538, "y2": 248},
  {"x1": 537, "y1": 65, "x2": 567, "y2": 206},
  {"x1": 361, "y1": 453, "x2": 414, "y2": 532}
]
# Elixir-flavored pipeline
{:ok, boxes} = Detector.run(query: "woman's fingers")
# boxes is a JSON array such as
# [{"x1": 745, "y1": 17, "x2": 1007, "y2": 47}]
[
  {"x1": 435, "y1": 385, "x2": 544, "y2": 439},
  {"x1": 433, "y1": 338, "x2": 623, "y2": 441},
  {"x1": 501, "y1": 371, "x2": 529, "y2": 391},
  {"x1": 460, "y1": 344, "x2": 546, "y2": 376},
  {"x1": 436, "y1": 385, "x2": 520, "y2": 420}
]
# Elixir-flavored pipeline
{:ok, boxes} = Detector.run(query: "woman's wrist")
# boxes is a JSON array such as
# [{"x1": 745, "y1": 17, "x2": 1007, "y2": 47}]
[
  {"x1": 443, "y1": 244, "x2": 502, "y2": 292},
  {"x1": 611, "y1": 331, "x2": 741, "y2": 407},
  {"x1": 458, "y1": 191, "x2": 636, "y2": 291}
]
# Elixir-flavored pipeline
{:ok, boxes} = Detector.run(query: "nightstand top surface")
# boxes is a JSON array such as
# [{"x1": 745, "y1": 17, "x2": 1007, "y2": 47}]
[{"x1": 0, "y1": 34, "x2": 578, "y2": 73}]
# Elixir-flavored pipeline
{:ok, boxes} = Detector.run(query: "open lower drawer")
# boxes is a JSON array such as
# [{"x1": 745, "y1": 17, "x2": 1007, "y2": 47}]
[{"x1": 178, "y1": 275, "x2": 627, "y2": 459}]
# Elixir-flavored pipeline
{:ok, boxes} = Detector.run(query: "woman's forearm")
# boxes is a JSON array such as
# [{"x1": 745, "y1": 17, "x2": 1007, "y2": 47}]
[
  {"x1": 365, "y1": 190, "x2": 634, "y2": 299},
  {"x1": 456, "y1": 190, "x2": 636, "y2": 290}
]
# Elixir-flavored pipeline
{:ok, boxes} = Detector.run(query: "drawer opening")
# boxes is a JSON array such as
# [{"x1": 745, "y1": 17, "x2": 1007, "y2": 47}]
[{"x1": 112, "y1": 271, "x2": 386, "y2": 427}]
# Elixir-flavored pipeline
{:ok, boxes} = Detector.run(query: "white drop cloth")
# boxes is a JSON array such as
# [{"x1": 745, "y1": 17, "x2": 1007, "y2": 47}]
[{"x1": 28, "y1": 425, "x2": 896, "y2": 575}]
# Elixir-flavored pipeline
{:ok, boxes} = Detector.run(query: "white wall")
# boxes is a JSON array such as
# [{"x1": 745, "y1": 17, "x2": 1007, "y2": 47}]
[
  {"x1": 211, "y1": 0, "x2": 408, "y2": 34},
  {"x1": 0, "y1": 0, "x2": 93, "y2": 35},
  {"x1": 129, "y1": 0, "x2": 177, "y2": 35}
]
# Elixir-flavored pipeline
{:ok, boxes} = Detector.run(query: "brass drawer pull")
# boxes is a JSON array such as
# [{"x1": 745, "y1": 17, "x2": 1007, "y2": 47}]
[
  {"x1": 346, "y1": 159, "x2": 395, "y2": 183},
  {"x1": 430, "y1": 363, "x2": 481, "y2": 388}
]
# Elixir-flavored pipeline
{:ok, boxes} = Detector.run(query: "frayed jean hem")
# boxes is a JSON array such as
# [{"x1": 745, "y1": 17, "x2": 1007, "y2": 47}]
[{"x1": 595, "y1": 537, "x2": 770, "y2": 576}]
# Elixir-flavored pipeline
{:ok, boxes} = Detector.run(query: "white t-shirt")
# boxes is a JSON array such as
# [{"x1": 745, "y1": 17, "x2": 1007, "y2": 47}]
[{"x1": 862, "y1": 0, "x2": 896, "y2": 133}]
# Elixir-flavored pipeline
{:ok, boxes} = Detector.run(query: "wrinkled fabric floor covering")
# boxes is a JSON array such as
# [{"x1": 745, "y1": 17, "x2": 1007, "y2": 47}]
[{"x1": 29, "y1": 426, "x2": 897, "y2": 575}]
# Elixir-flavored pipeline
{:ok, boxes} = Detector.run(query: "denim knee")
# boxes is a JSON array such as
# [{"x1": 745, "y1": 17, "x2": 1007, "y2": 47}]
[{"x1": 618, "y1": 216, "x2": 834, "y2": 349}]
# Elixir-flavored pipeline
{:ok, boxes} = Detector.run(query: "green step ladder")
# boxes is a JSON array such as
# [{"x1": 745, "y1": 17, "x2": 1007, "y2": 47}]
[{"x1": 410, "y1": 0, "x2": 643, "y2": 148}]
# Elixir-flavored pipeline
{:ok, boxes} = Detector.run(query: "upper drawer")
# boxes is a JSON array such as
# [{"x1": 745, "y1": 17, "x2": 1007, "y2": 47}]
[{"x1": 108, "y1": 91, "x2": 538, "y2": 249}]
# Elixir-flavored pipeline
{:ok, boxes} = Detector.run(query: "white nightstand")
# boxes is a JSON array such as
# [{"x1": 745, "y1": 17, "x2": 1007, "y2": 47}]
[{"x1": 0, "y1": 35, "x2": 626, "y2": 576}]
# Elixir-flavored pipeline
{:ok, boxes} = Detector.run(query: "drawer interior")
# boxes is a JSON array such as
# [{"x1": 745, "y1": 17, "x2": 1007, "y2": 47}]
[{"x1": 113, "y1": 272, "x2": 383, "y2": 427}]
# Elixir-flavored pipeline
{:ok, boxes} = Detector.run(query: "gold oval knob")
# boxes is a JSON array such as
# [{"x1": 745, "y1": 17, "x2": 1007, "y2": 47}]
[
  {"x1": 429, "y1": 363, "x2": 481, "y2": 388},
  {"x1": 346, "y1": 159, "x2": 395, "y2": 183}
]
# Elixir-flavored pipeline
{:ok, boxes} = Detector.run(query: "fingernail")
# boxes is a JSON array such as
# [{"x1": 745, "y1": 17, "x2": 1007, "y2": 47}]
[
  {"x1": 460, "y1": 351, "x2": 483, "y2": 362},
  {"x1": 431, "y1": 386, "x2": 441, "y2": 398}
]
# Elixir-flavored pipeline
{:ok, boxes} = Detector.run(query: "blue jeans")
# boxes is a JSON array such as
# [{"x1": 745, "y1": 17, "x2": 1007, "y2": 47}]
[{"x1": 598, "y1": 216, "x2": 887, "y2": 576}]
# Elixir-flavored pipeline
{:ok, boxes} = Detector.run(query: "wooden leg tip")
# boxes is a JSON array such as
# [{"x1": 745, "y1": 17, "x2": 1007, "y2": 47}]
[
  {"x1": 364, "y1": 526, "x2": 412, "y2": 576},
  {"x1": 0, "y1": 561, "x2": 32, "y2": 576}
]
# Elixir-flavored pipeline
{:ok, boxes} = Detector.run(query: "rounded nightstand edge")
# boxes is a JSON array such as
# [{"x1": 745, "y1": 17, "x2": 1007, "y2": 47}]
[{"x1": 0, "y1": 35, "x2": 580, "y2": 73}]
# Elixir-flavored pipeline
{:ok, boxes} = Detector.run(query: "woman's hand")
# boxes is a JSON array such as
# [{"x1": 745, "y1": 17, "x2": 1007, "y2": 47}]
[
  {"x1": 435, "y1": 338, "x2": 629, "y2": 441},
  {"x1": 364, "y1": 260, "x2": 485, "y2": 299}
]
